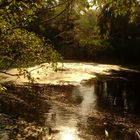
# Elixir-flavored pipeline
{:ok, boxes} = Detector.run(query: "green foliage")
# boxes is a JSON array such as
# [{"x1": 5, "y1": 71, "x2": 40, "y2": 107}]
[
  {"x1": 75, "y1": 9, "x2": 99, "y2": 40},
  {"x1": 0, "y1": 0, "x2": 138, "y2": 64},
  {"x1": 98, "y1": 0, "x2": 140, "y2": 39},
  {"x1": 0, "y1": 0, "x2": 62, "y2": 74},
  {"x1": 97, "y1": 0, "x2": 140, "y2": 62},
  {"x1": 78, "y1": 38, "x2": 111, "y2": 59}
]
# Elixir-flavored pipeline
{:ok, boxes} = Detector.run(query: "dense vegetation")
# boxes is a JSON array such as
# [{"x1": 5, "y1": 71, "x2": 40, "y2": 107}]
[
  {"x1": 98, "y1": 0, "x2": 140, "y2": 63},
  {"x1": 0, "y1": 0, "x2": 140, "y2": 73},
  {"x1": 0, "y1": 0, "x2": 62, "y2": 73},
  {"x1": 28, "y1": 0, "x2": 140, "y2": 63}
]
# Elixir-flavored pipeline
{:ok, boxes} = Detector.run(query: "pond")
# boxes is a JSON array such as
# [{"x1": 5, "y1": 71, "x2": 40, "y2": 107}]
[{"x1": 0, "y1": 61, "x2": 140, "y2": 139}]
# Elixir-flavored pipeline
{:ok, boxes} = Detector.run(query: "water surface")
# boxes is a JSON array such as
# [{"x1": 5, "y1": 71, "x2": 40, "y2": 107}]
[{"x1": 0, "y1": 61, "x2": 140, "y2": 139}]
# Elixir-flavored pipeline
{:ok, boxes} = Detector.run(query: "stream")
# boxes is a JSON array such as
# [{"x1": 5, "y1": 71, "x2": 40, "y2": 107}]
[{"x1": 0, "y1": 61, "x2": 140, "y2": 140}]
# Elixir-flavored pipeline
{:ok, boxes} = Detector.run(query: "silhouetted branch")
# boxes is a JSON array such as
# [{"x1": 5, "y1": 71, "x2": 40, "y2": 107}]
[
  {"x1": 40, "y1": 0, "x2": 74, "y2": 23},
  {"x1": 0, "y1": 71, "x2": 19, "y2": 76}
]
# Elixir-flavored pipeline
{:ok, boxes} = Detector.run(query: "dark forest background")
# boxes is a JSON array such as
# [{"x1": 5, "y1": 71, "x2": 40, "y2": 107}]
[{"x1": 0, "y1": 0, "x2": 140, "y2": 70}]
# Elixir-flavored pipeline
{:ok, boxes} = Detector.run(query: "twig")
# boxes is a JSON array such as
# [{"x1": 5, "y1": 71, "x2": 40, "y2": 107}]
[{"x1": 40, "y1": 0, "x2": 74, "y2": 23}]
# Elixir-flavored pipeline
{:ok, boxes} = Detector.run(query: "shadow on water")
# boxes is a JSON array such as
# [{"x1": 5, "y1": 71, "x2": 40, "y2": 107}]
[
  {"x1": 77, "y1": 69, "x2": 140, "y2": 139},
  {"x1": 0, "y1": 83, "x2": 50, "y2": 123},
  {"x1": 0, "y1": 83, "x2": 51, "y2": 139},
  {"x1": 90, "y1": 70, "x2": 140, "y2": 116},
  {"x1": 0, "y1": 69, "x2": 140, "y2": 139}
]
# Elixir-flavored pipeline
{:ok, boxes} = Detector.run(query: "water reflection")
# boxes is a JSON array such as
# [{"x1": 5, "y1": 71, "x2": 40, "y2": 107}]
[
  {"x1": 42, "y1": 84, "x2": 98, "y2": 140},
  {"x1": 44, "y1": 103, "x2": 80, "y2": 140},
  {"x1": 93, "y1": 78, "x2": 140, "y2": 115},
  {"x1": 1, "y1": 78, "x2": 140, "y2": 139},
  {"x1": 0, "y1": 62, "x2": 140, "y2": 139},
  {"x1": 75, "y1": 85, "x2": 97, "y2": 115},
  {"x1": 58, "y1": 126, "x2": 80, "y2": 140}
]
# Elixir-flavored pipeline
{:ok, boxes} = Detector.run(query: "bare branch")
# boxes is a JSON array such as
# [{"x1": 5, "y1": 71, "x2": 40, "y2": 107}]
[{"x1": 40, "y1": 0, "x2": 74, "y2": 23}]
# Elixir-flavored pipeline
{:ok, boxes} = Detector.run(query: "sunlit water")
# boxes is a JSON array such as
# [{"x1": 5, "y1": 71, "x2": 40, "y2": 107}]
[
  {"x1": 0, "y1": 61, "x2": 140, "y2": 139},
  {"x1": 44, "y1": 104, "x2": 80, "y2": 140},
  {"x1": 0, "y1": 61, "x2": 136, "y2": 85},
  {"x1": 43, "y1": 84, "x2": 98, "y2": 140}
]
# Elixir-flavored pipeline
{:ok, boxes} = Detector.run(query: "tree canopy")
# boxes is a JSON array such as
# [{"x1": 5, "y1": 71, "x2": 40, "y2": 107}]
[
  {"x1": 0, "y1": 0, "x2": 140, "y2": 72},
  {"x1": 0, "y1": 0, "x2": 61, "y2": 74},
  {"x1": 97, "y1": 0, "x2": 140, "y2": 62}
]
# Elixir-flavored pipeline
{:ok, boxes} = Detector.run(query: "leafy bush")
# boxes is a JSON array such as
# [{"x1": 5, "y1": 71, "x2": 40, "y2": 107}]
[{"x1": 0, "y1": 1, "x2": 62, "y2": 72}]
